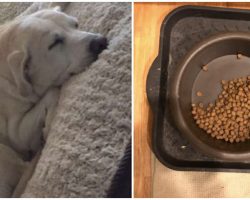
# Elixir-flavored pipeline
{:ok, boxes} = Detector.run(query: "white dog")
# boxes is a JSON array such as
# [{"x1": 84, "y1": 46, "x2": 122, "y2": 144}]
[{"x1": 0, "y1": 6, "x2": 107, "y2": 197}]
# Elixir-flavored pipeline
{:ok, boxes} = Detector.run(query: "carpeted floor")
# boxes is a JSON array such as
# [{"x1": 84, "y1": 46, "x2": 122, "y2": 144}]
[
  {"x1": 0, "y1": 2, "x2": 131, "y2": 197},
  {"x1": 0, "y1": 2, "x2": 31, "y2": 23}
]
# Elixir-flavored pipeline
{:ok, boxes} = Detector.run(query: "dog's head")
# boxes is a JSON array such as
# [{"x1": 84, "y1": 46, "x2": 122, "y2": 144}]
[{"x1": 6, "y1": 7, "x2": 107, "y2": 99}]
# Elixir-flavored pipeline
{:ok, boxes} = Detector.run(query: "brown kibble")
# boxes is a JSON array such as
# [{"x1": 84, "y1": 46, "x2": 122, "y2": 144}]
[
  {"x1": 197, "y1": 91, "x2": 203, "y2": 97},
  {"x1": 237, "y1": 53, "x2": 242, "y2": 59},
  {"x1": 202, "y1": 65, "x2": 208, "y2": 71},
  {"x1": 221, "y1": 80, "x2": 227, "y2": 85},
  {"x1": 191, "y1": 75, "x2": 250, "y2": 144},
  {"x1": 209, "y1": 103, "x2": 213, "y2": 107}
]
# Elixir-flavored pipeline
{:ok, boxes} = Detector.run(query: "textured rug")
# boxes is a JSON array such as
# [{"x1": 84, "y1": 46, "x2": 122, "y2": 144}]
[
  {"x1": 0, "y1": 2, "x2": 131, "y2": 197},
  {"x1": 0, "y1": 2, "x2": 31, "y2": 23}
]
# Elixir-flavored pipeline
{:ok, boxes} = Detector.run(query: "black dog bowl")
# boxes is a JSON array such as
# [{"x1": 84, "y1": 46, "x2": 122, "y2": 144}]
[
  {"x1": 169, "y1": 32, "x2": 250, "y2": 161},
  {"x1": 147, "y1": 5, "x2": 250, "y2": 171}
]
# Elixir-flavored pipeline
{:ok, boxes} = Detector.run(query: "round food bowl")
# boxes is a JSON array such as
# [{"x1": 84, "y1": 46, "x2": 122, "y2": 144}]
[{"x1": 169, "y1": 32, "x2": 250, "y2": 161}]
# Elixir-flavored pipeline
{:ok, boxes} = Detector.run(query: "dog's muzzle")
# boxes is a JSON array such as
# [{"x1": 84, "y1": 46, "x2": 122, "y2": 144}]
[{"x1": 89, "y1": 36, "x2": 108, "y2": 55}]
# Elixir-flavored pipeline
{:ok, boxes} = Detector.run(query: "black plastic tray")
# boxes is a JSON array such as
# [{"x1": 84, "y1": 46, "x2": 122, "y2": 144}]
[{"x1": 147, "y1": 5, "x2": 250, "y2": 171}]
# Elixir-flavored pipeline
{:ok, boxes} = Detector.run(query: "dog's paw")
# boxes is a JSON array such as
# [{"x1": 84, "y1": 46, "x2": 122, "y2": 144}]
[
  {"x1": 44, "y1": 88, "x2": 60, "y2": 106},
  {"x1": 42, "y1": 88, "x2": 60, "y2": 140},
  {"x1": 29, "y1": 140, "x2": 42, "y2": 156}
]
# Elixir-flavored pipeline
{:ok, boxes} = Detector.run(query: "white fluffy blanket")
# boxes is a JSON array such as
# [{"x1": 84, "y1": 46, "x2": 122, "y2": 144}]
[{"x1": 0, "y1": 2, "x2": 131, "y2": 197}]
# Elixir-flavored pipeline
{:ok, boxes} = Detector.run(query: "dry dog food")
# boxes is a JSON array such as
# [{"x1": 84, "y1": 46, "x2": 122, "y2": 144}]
[
  {"x1": 202, "y1": 65, "x2": 208, "y2": 71},
  {"x1": 196, "y1": 91, "x2": 203, "y2": 97},
  {"x1": 192, "y1": 76, "x2": 250, "y2": 143},
  {"x1": 237, "y1": 53, "x2": 242, "y2": 59}
]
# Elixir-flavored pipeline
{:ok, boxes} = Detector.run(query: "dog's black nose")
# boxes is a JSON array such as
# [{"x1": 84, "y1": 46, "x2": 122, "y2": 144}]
[{"x1": 89, "y1": 36, "x2": 108, "y2": 55}]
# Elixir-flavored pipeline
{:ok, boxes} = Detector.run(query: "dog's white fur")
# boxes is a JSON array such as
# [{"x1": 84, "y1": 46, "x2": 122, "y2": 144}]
[{"x1": 0, "y1": 7, "x2": 103, "y2": 197}]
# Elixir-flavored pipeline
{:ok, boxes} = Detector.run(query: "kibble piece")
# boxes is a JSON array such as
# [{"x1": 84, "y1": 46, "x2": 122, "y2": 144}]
[
  {"x1": 237, "y1": 53, "x2": 242, "y2": 59},
  {"x1": 197, "y1": 91, "x2": 203, "y2": 97},
  {"x1": 221, "y1": 80, "x2": 227, "y2": 85},
  {"x1": 202, "y1": 65, "x2": 208, "y2": 71}
]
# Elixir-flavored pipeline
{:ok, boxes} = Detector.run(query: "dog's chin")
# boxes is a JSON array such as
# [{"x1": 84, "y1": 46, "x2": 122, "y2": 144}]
[{"x1": 53, "y1": 56, "x2": 97, "y2": 87}]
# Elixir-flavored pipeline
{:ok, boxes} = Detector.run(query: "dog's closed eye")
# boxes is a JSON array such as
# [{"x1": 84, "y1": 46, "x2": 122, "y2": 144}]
[{"x1": 48, "y1": 35, "x2": 65, "y2": 50}]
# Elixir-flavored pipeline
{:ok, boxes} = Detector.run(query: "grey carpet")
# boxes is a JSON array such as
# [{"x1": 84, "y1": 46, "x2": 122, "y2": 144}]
[{"x1": 0, "y1": 3, "x2": 31, "y2": 23}]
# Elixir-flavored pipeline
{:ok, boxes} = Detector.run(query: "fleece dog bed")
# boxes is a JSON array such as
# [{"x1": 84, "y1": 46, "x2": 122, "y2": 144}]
[{"x1": 0, "y1": 2, "x2": 131, "y2": 197}]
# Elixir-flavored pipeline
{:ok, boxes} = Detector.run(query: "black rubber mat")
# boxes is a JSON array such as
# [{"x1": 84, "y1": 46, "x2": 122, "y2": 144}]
[{"x1": 107, "y1": 140, "x2": 131, "y2": 198}]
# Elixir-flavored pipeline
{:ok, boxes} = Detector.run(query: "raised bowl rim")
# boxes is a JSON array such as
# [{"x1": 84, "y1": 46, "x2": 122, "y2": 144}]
[{"x1": 169, "y1": 32, "x2": 250, "y2": 161}]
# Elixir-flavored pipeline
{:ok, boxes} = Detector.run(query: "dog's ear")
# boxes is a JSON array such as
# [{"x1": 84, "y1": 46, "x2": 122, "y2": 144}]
[{"x1": 7, "y1": 50, "x2": 33, "y2": 98}]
